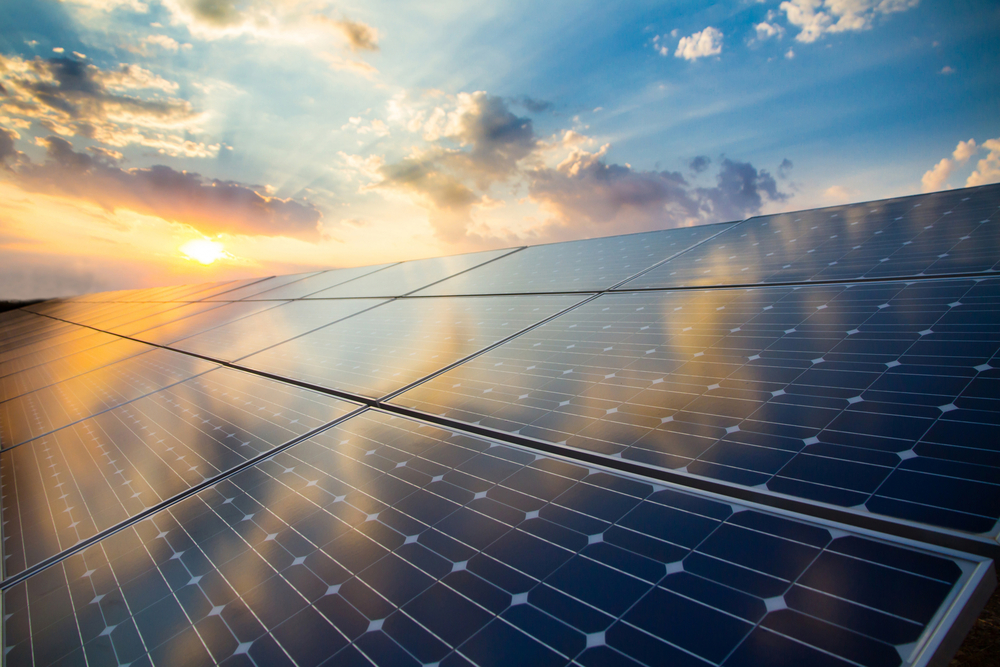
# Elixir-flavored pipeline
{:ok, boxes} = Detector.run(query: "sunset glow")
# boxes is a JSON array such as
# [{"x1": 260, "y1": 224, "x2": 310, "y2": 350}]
[{"x1": 180, "y1": 239, "x2": 226, "y2": 265}]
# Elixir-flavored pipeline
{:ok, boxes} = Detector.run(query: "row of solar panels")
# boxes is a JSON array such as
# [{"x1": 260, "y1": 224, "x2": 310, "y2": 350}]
[{"x1": 1, "y1": 183, "x2": 998, "y2": 667}]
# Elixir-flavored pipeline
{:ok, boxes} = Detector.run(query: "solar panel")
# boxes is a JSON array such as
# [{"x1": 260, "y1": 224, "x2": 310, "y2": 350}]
[
  {"x1": 2, "y1": 184, "x2": 998, "y2": 666},
  {"x1": 303, "y1": 248, "x2": 518, "y2": 299},
  {"x1": 2, "y1": 410, "x2": 990, "y2": 667},
  {"x1": 0, "y1": 337, "x2": 151, "y2": 402},
  {"x1": 238, "y1": 295, "x2": 585, "y2": 398},
  {"x1": 134, "y1": 301, "x2": 286, "y2": 346},
  {"x1": 622, "y1": 186, "x2": 1000, "y2": 290},
  {"x1": 391, "y1": 277, "x2": 1000, "y2": 542},
  {"x1": 0, "y1": 348, "x2": 218, "y2": 450},
  {"x1": 1, "y1": 368, "x2": 360, "y2": 576},
  {"x1": 171, "y1": 299, "x2": 387, "y2": 362},
  {"x1": 415, "y1": 225, "x2": 732, "y2": 296},
  {"x1": 243, "y1": 264, "x2": 397, "y2": 301}
]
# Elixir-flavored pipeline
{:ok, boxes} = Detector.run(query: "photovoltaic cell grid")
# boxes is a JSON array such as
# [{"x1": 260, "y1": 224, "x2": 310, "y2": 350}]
[
  {"x1": 1, "y1": 367, "x2": 361, "y2": 576},
  {"x1": 2, "y1": 411, "x2": 989, "y2": 667},
  {"x1": 415, "y1": 224, "x2": 731, "y2": 296},
  {"x1": 1, "y1": 183, "x2": 999, "y2": 666},
  {"x1": 622, "y1": 187, "x2": 1000, "y2": 290},
  {"x1": 393, "y1": 277, "x2": 1000, "y2": 538}
]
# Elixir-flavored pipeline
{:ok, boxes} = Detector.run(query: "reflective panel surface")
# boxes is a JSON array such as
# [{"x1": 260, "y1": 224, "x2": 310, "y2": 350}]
[
  {"x1": 170, "y1": 299, "x2": 386, "y2": 362},
  {"x1": 245, "y1": 264, "x2": 395, "y2": 300},
  {"x1": 135, "y1": 301, "x2": 285, "y2": 346},
  {"x1": 0, "y1": 338, "x2": 151, "y2": 402},
  {"x1": 240, "y1": 295, "x2": 585, "y2": 398},
  {"x1": 416, "y1": 225, "x2": 731, "y2": 296},
  {"x1": 201, "y1": 272, "x2": 321, "y2": 302},
  {"x1": 1, "y1": 367, "x2": 359, "y2": 575},
  {"x1": 2, "y1": 409, "x2": 987, "y2": 667},
  {"x1": 0, "y1": 349, "x2": 218, "y2": 450},
  {"x1": 623, "y1": 184, "x2": 1000, "y2": 290},
  {"x1": 0, "y1": 329, "x2": 116, "y2": 378},
  {"x1": 305, "y1": 248, "x2": 518, "y2": 299},
  {"x1": 393, "y1": 278, "x2": 1000, "y2": 536}
]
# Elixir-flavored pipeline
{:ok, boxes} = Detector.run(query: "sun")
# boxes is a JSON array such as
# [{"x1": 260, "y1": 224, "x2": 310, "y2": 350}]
[{"x1": 180, "y1": 239, "x2": 226, "y2": 265}]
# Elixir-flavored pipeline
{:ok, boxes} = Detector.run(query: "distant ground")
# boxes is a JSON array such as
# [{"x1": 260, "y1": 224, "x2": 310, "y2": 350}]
[
  {"x1": 953, "y1": 586, "x2": 1000, "y2": 666},
  {"x1": 0, "y1": 300, "x2": 43, "y2": 313}
]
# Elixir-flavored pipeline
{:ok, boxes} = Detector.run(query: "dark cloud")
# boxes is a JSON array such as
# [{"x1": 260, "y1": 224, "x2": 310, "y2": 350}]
[
  {"x1": 0, "y1": 128, "x2": 17, "y2": 164},
  {"x1": 778, "y1": 158, "x2": 793, "y2": 179},
  {"x1": 696, "y1": 158, "x2": 787, "y2": 221},
  {"x1": 376, "y1": 93, "x2": 536, "y2": 241},
  {"x1": 0, "y1": 54, "x2": 214, "y2": 157},
  {"x1": 13, "y1": 137, "x2": 322, "y2": 240},
  {"x1": 689, "y1": 155, "x2": 710, "y2": 173},
  {"x1": 330, "y1": 18, "x2": 380, "y2": 52},
  {"x1": 528, "y1": 151, "x2": 789, "y2": 240},
  {"x1": 509, "y1": 96, "x2": 554, "y2": 114},
  {"x1": 377, "y1": 156, "x2": 479, "y2": 242},
  {"x1": 180, "y1": 0, "x2": 241, "y2": 26}
]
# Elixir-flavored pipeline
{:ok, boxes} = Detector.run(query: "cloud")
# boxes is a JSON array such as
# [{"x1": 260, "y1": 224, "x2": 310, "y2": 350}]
[
  {"x1": 368, "y1": 93, "x2": 539, "y2": 241},
  {"x1": 689, "y1": 155, "x2": 710, "y2": 173},
  {"x1": 953, "y1": 138, "x2": 976, "y2": 162},
  {"x1": 675, "y1": 27, "x2": 723, "y2": 60},
  {"x1": 940, "y1": 65, "x2": 954, "y2": 74},
  {"x1": 316, "y1": 17, "x2": 380, "y2": 52},
  {"x1": 0, "y1": 55, "x2": 216, "y2": 157},
  {"x1": 779, "y1": 0, "x2": 919, "y2": 43},
  {"x1": 509, "y1": 96, "x2": 554, "y2": 114},
  {"x1": 322, "y1": 53, "x2": 379, "y2": 79},
  {"x1": 824, "y1": 185, "x2": 853, "y2": 201},
  {"x1": 0, "y1": 128, "x2": 18, "y2": 164},
  {"x1": 527, "y1": 150, "x2": 788, "y2": 240},
  {"x1": 921, "y1": 158, "x2": 952, "y2": 193},
  {"x1": 10, "y1": 136, "x2": 323, "y2": 240},
  {"x1": 785, "y1": 47, "x2": 795, "y2": 58},
  {"x1": 778, "y1": 158, "x2": 793, "y2": 178},
  {"x1": 755, "y1": 22, "x2": 786, "y2": 40},
  {"x1": 967, "y1": 139, "x2": 1000, "y2": 187},
  {"x1": 921, "y1": 139, "x2": 983, "y2": 192}
]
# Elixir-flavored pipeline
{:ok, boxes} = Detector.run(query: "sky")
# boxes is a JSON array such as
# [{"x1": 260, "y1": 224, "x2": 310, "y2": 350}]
[{"x1": 0, "y1": 0, "x2": 998, "y2": 300}]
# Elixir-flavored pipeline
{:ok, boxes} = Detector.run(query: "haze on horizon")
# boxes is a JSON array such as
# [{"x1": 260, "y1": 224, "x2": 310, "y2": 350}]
[{"x1": 1, "y1": 0, "x2": 998, "y2": 300}]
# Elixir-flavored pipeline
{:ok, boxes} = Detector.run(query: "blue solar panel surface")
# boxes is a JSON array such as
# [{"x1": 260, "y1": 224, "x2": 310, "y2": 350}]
[{"x1": 2, "y1": 183, "x2": 998, "y2": 667}]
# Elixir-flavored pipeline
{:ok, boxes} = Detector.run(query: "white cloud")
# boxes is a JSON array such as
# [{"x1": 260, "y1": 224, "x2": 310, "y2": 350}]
[
  {"x1": 940, "y1": 65, "x2": 955, "y2": 74},
  {"x1": 967, "y1": 139, "x2": 1000, "y2": 187},
  {"x1": 952, "y1": 139, "x2": 976, "y2": 162},
  {"x1": 755, "y1": 22, "x2": 786, "y2": 40},
  {"x1": 675, "y1": 27, "x2": 723, "y2": 61},
  {"x1": 823, "y1": 185, "x2": 853, "y2": 201},
  {"x1": 785, "y1": 48, "x2": 796, "y2": 58},
  {"x1": 921, "y1": 138, "x2": 989, "y2": 192},
  {"x1": 780, "y1": 0, "x2": 919, "y2": 43},
  {"x1": 921, "y1": 158, "x2": 952, "y2": 193}
]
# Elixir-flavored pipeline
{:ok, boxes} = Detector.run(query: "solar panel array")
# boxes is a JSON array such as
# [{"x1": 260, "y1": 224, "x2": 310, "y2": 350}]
[{"x1": 1, "y1": 184, "x2": 998, "y2": 667}]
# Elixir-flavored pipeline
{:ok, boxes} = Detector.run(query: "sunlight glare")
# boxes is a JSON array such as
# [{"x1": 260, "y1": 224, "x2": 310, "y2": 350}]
[{"x1": 180, "y1": 239, "x2": 226, "y2": 265}]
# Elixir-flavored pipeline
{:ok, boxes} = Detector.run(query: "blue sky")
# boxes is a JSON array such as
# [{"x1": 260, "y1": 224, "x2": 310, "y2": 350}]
[{"x1": 0, "y1": 0, "x2": 998, "y2": 298}]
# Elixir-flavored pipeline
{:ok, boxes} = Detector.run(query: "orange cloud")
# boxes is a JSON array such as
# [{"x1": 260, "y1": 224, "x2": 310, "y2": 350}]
[{"x1": 12, "y1": 136, "x2": 323, "y2": 240}]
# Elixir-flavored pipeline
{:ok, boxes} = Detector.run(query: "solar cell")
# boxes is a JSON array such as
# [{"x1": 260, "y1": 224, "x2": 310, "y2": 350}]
[
  {"x1": 0, "y1": 338, "x2": 151, "y2": 402},
  {"x1": 0, "y1": 348, "x2": 218, "y2": 450},
  {"x1": 170, "y1": 299, "x2": 387, "y2": 362},
  {"x1": 1, "y1": 410, "x2": 989, "y2": 667},
  {"x1": 0, "y1": 367, "x2": 360, "y2": 576},
  {"x1": 0, "y1": 329, "x2": 115, "y2": 377},
  {"x1": 304, "y1": 248, "x2": 518, "y2": 299},
  {"x1": 201, "y1": 272, "x2": 322, "y2": 301},
  {"x1": 239, "y1": 295, "x2": 585, "y2": 398},
  {"x1": 244, "y1": 264, "x2": 397, "y2": 300},
  {"x1": 391, "y1": 277, "x2": 1000, "y2": 540},
  {"x1": 415, "y1": 225, "x2": 732, "y2": 296},
  {"x1": 622, "y1": 184, "x2": 1000, "y2": 290},
  {"x1": 134, "y1": 301, "x2": 286, "y2": 346}
]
